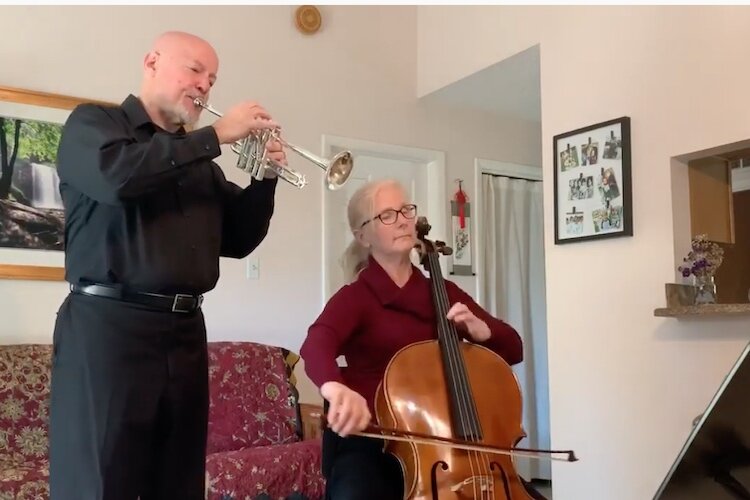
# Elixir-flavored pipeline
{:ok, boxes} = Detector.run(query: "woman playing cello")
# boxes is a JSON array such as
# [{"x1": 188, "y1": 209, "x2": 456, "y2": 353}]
[{"x1": 300, "y1": 179, "x2": 538, "y2": 500}]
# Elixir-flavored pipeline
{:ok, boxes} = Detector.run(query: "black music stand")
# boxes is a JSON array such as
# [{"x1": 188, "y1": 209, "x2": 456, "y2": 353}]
[{"x1": 653, "y1": 341, "x2": 750, "y2": 499}]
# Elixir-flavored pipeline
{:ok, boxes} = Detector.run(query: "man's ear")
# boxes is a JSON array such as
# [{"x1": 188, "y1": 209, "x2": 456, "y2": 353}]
[{"x1": 143, "y1": 50, "x2": 159, "y2": 75}]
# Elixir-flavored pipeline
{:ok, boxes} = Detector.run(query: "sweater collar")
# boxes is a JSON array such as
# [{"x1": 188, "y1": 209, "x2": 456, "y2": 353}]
[{"x1": 358, "y1": 255, "x2": 426, "y2": 306}]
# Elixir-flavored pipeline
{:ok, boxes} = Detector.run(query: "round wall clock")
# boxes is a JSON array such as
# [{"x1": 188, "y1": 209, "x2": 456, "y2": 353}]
[{"x1": 295, "y1": 5, "x2": 322, "y2": 35}]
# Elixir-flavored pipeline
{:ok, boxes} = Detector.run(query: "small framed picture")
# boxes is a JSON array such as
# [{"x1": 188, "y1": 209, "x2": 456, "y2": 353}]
[{"x1": 553, "y1": 116, "x2": 632, "y2": 244}]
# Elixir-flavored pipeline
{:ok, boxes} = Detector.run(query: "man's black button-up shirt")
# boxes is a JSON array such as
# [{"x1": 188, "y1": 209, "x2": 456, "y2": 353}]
[{"x1": 57, "y1": 94, "x2": 277, "y2": 295}]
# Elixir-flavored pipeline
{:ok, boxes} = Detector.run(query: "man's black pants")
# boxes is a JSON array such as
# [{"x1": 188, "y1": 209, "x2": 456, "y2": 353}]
[{"x1": 49, "y1": 292, "x2": 209, "y2": 500}]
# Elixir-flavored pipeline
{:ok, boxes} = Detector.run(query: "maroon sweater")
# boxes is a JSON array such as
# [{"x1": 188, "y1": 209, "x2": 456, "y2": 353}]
[{"x1": 300, "y1": 256, "x2": 524, "y2": 413}]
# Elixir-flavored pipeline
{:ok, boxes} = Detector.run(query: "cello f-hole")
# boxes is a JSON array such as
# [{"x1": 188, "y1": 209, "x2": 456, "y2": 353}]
[
  {"x1": 490, "y1": 461, "x2": 511, "y2": 500},
  {"x1": 430, "y1": 460, "x2": 449, "y2": 500}
]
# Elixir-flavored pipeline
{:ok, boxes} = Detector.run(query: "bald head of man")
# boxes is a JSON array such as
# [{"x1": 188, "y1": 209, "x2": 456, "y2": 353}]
[{"x1": 139, "y1": 31, "x2": 219, "y2": 132}]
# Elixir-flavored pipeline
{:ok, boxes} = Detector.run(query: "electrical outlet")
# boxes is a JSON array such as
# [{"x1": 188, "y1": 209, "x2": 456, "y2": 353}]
[{"x1": 246, "y1": 256, "x2": 259, "y2": 280}]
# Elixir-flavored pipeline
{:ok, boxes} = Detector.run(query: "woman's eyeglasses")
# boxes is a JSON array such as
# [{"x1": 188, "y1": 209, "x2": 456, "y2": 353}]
[{"x1": 360, "y1": 204, "x2": 418, "y2": 228}]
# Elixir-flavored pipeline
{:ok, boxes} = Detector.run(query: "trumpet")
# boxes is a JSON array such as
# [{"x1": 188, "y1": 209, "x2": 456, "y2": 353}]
[{"x1": 193, "y1": 98, "x2": 354, "y2": 190}]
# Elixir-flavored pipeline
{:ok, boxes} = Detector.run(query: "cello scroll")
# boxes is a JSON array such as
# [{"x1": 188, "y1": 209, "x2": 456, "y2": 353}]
[{"x1": 414, "y1": 216, "x2": 453, "y2": 260}]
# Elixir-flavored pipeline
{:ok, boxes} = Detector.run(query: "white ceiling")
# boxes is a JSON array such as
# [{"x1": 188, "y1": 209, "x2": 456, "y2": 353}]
[{"x1": 421, "y1": 45, "x2": 541, "y2": 123}]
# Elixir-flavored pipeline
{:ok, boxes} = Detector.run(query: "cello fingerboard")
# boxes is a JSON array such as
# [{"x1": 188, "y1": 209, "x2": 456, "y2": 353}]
[{"x1": 425, "y1": 251, "x2": 483, "y2": 442}]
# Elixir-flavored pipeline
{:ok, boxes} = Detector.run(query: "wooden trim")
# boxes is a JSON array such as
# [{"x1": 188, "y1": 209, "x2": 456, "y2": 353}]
[
  {"x1": 299, "y1": 402, "x2": 324, "y2": 440},
  {"x1": 0, "y1": 264, "x2": 65, "y2": 281},
  {"x1": 0, "y1": 85, "x2": 115, "y2": 282},
  {"x1": 0, "y1": 85, "x2": 112, "y2": 111}
]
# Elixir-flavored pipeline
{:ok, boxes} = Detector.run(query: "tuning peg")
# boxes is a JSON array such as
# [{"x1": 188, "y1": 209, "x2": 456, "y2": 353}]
[{"x1": 434, "y1": 240, "x2": 454, "y2": 256}]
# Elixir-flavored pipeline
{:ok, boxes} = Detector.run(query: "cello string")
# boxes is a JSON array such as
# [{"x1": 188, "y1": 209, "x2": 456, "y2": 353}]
[
  {"x1": 430, "y1": 253, "x2": 474, "y2": 432},
  {"x1": 436, "y1": 254, "x2": 500, "y2": 500},
  {"x1": 435, "y1": 252, "x2": 490, "y2": 499},
  {"x1": 428, "y1": 252, "x2": 482, "y2": 498},
  {"x1": 430, "y1": 252, "x2": 488, "y2": 499},
  {"x1": 429, "y1": 253, "x2": 470, "y2": 433}
]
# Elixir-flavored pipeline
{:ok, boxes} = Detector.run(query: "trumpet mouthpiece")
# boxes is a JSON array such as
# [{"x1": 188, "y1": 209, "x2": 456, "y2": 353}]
[{"x1": 193, "y1": 98, "x2": 204, "y2": 107}]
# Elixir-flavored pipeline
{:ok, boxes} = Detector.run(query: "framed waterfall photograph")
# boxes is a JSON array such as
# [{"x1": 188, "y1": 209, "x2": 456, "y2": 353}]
[
  {"x1": 0, "y1": 85, "x2": 110, "y2": 281},
  {"x1": 553, "y1": 116, "x2": 633, "y2": 244}
]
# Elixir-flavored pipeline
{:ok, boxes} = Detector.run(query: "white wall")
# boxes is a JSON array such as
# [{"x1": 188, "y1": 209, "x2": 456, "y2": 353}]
[
  {"x1": 0, "y1": 6, "x2": 540, "y2": 404},
  {"x1": 419, "y1": 5, "x2": 750, "y2": 499}
]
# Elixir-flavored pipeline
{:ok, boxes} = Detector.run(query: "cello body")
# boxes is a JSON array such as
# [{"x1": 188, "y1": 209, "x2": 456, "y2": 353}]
[
  {"x1": 373, "y1": 216, "x2": 534, "y2": 500},
  {"x1": 374, "y1": 341, "x2": 532, "y2": 500}
]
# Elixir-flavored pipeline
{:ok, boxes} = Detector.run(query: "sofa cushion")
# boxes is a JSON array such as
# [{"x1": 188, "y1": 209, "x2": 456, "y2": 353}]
[
  {"x1": 207, "y1": 342, "x2": 301, "y2": 453},
  {"x1": 0, "y1": 459, "x2": 49, "y2": 500},
  {"x1": 205, "y1": 438, "x2": 324, "y2": 500},
  {"x1": 0, "y1": 345, "x2": 51, "y2": 465}
]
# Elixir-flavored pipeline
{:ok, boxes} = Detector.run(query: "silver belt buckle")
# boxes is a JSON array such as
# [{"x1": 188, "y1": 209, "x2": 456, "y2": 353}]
[{"x1": 172, "y1": 293, "x2": 194, "y2": 313}]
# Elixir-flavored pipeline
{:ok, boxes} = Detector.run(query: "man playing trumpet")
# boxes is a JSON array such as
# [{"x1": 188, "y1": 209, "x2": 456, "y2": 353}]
[{"x1": 50, "y1": 30, "x2": 284, "y2": 499}]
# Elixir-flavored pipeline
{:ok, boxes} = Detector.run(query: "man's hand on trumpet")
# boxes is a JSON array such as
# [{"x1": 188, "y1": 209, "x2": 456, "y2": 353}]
[
  {"x1": 261, "y1": 135, "x2": 286, "y2": 179},
  {"x1": 211, "y1": 101, "x2": 278, "y2": 145}
]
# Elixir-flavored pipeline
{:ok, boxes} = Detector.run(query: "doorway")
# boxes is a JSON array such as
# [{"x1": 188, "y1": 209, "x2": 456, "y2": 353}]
[
  {"x1": 474, "y1": 158, "x2": 551, "y2": 484},
  {"x1": 321, "y1": 135, "x2": 446, "y2": 302}
]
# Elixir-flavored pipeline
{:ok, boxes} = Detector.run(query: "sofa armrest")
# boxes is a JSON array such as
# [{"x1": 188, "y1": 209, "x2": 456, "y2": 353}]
[{"x1": 299, "y1": 403, "x2": 324, "y2": 440}]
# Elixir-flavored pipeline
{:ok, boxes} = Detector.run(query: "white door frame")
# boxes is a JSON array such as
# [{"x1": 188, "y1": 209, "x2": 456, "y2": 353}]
[
  {"x1": 473, "y1": 157, "x2": 542, "y2": 305},
  {"x1": 321, "y1": 135, "x2": 447, "y2": 305}
]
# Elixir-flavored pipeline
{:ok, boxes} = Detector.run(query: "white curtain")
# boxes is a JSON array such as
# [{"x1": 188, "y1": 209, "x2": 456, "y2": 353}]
[{"x1": 481, "y1": 173, "x2": 550, "y2": 481}]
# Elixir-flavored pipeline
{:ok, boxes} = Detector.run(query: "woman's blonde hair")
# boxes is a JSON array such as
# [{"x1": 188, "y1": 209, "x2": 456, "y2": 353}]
[{"x1": 340, "y1": 179, "x2": 407, "y2": 282}]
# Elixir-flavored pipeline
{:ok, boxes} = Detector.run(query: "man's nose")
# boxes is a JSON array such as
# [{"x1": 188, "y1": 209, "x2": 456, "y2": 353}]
[{"x1": 195, "y1": 77, "x2": 210, "y2": 95}]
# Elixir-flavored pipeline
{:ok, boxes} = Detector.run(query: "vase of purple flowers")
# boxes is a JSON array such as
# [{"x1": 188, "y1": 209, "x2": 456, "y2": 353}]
[
  {"x1": 678, "y1": 234, "x2": 724, "y2": 305},
  {"x1": 692, "y1": 274, "x2": 717, "y2": 304}
]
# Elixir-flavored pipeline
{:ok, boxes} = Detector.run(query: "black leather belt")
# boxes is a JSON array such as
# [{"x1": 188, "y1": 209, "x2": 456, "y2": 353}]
[{"x1": 70, "y1": 283, "x2": 203, "y2": 313}]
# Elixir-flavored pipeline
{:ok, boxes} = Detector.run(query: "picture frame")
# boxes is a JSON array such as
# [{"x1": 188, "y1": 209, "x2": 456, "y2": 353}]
[
  {"x1": 553, "y1": 116, "x2": 632, "y2": 244},
  {"x1": 449, "y1": 199, "x2": 475, "y2": 276},
  {"x1": 0, "y1": 85, "x2": 112, "y2": 281},
  {"x1": 449, "y1": 179, "x2": 475, "y2": 276}
]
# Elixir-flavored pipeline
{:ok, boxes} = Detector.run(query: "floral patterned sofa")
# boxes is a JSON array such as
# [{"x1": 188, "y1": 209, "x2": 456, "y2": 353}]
[{"x1": 0, "y1": 341, "x2": 325, "y2": 500}]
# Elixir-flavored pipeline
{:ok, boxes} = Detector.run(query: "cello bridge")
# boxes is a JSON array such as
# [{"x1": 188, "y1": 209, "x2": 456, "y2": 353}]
[{"x1": 450, "y1": 475, "x2": 494, "y2": 494}]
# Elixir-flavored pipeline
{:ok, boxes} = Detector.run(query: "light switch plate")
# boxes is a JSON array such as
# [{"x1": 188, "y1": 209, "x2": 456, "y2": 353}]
[{"x1": 246, "y1": 256, "x2": 259, "y2": 280}]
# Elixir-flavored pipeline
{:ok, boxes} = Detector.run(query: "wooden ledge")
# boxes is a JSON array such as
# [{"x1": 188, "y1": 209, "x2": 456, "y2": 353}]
[{"x1": 654, "y1": 303, "x2": 750, "y2": 317}]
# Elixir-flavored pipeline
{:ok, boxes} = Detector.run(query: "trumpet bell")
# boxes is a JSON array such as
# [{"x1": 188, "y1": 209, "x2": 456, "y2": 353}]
[{"x1": 326, "y1": 151, "x2": 354, "y2": 191}]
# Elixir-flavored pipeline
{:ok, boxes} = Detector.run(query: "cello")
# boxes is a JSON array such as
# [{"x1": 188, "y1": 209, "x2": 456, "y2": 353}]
[{"x1": 349, "y1": 216, "x2": 576, "y2": 499}]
